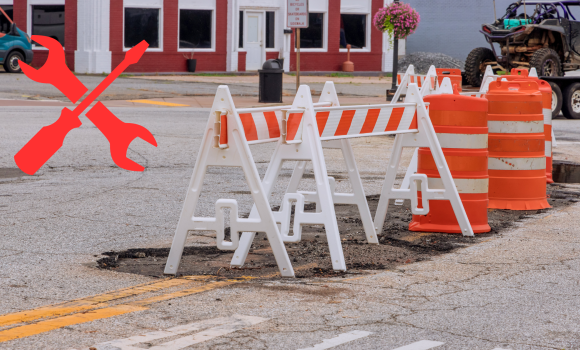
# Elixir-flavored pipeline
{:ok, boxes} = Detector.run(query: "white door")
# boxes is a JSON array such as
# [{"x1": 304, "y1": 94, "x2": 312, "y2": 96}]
[{"x1": 245, "y1": 12, "x2": 264, "y2": 71}]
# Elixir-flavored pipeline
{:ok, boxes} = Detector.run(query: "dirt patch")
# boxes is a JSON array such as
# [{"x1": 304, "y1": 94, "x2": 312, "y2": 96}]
[{"x1": 98, "y1": 183, "x2": 580, "y2": 279}]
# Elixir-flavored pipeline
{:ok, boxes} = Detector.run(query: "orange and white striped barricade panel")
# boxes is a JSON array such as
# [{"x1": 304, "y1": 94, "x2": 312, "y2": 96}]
[
  {"x1": 282, "y1": 82, "x2": 377, "y2": 246},
  {"x1": 373, "y1": 82, "x2": 475, "y2": 237},
  {"x1": 164, "y1": 85, "x2": 295, "y2": 277},
  {"x1": 394, "y1": 65, "x2": 416, "y2": 103},
  {"x1": 231, "y1": 85, "x2": 349, "y2": 272},
  {"x1": 394, "y1": 65, "x2": 439, "y2": 103}
]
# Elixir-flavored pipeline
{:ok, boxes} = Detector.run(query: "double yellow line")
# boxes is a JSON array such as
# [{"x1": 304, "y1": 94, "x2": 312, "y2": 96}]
[
  {"x1": 0, "y1": 276, "x2": 247, "y2": 343},
  {"x1": 0, "y1": 263, "x2": 319, "y2": 343}
]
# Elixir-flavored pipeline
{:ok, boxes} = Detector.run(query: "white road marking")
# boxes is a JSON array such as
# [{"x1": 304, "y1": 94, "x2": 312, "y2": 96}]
[
  {"x1": 81, "y1": 314, "x2": 267, "y2": 350},
  {"x1": 391, "y1": 340, "x2": 445, "y2": 350},
  {"x1": 297, "y1": 330, "x2": 373, "y2": 350}
]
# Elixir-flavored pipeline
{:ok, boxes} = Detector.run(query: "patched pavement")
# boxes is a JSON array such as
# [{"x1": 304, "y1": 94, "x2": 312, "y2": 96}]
[{"x1": 1, "y1": 80, "x2": 580, "y2": 348}]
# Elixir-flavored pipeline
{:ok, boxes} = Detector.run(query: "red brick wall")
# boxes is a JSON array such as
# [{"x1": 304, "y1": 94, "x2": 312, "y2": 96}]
[
  {"x1": 14, "y1": 0, "x2": 76, "y2": 71},
  {"x1": 290, "y1": 0, "x2": 383, "y2": 71},
  {"x1": 266, "y1": 52, "x2": 279, "y2": 60},
  {"x1": 64, "y1": 0, "x2": 77, "y2": 70},
  {"x1": 238, "y1": 51, "x2": 246, "y2": 72},
  {"x1": 111, "y1": 0, "x2": 228, "y2": 72}
]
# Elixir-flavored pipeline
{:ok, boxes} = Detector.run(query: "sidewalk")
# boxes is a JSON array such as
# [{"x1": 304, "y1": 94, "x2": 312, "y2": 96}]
[{"x1": 0, "y1": 95, "x2": 391, "y2": 108}]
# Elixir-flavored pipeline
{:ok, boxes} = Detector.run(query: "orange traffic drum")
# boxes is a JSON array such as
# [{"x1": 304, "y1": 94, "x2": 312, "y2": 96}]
[
  {"x1": 486, "y1": 80, "x2": 550, "y2": 210},
  {"x1": 503, "y1": 69, "x2": 554, "y2": 183},
  {"x1": 436, "y1": 68, "x2": 463, "y2": 92},
  {"x1": 410, "y1": 89, "x2": 490, "y2": 234}
]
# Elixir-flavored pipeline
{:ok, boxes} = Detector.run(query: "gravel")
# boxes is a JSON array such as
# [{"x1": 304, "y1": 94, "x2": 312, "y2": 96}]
[{"x1": 398, "y1": 52, "x2": 465, "y2": 74}]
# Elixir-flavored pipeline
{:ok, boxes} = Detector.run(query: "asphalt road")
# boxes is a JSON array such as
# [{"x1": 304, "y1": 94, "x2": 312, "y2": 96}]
[{"x1": 0, "y1": 104, "x2": 579, "y2": 349}]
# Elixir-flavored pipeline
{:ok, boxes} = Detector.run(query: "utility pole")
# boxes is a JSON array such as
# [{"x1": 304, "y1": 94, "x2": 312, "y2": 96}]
[{"x1": 296, "y1": 28, "x2": 300, "y2": 92}]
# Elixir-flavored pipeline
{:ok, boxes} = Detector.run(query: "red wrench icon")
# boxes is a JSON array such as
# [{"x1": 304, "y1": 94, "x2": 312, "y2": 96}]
[{"x1": 14, "y1": 36, "x2": 157, "y2": 175}]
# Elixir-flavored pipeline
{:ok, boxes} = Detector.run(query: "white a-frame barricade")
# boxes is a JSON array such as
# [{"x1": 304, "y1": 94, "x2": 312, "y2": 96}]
[
  {"x1": 230, "y1": 84, "x2": 355, "y2": 272},
  {"x1": 163, "y1": 86, "x2": 295, "y2": 277},
  {"x1": 375, "y1": 81, "x2": 475, "y2": 237}
]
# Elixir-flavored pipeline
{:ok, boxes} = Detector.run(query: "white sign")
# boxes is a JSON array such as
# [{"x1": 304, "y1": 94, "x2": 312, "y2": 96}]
[{"x1": 287, "y1": 0, "x2": 309, "y2": 28}]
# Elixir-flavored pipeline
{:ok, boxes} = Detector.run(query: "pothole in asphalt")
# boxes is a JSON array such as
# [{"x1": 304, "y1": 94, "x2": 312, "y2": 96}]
[
  {"x1": 97, "y1": 184, "x2": 580, "y2": 279},
  {"x1": 553, "y1": 160, "x2": 580, "y2": 183}
]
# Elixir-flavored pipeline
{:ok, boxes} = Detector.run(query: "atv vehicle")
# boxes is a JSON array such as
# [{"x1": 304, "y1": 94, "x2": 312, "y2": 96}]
[{"x1": 465, "y1": 0, "x2": 580, "y2": 87}]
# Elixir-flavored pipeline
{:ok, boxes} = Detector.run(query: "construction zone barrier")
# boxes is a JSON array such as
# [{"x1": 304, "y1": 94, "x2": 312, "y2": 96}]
[
  {"x1": 436, "y1": 68, "x2": 463, "y2": 92},
  {"x1": 486, "y1": 80, "x2": 550, "y2": 210},
  {"x1": 502, "y1": 68, "x2": 554, "y2": 184},
  {"x1": 394, "y1": 65, "x2": 438, "y2": 102},
  {"x1": 164, "y1": 80, "x2": 473, "y2": 277},
  {"x1": 409, "y1": 80, "x2": 490, "y2": 233}
]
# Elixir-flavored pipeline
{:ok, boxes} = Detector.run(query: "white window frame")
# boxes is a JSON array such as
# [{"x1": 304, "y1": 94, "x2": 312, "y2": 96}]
[
  {"x1": 123, "y1": 0, "x2": 163, "y2": 52},
  {"x1": 295, "y1": 11, "x2": 328, "y2": 53},
  {"x1": 238, "y1": 6, "x2": 280, "y2": 53},
  {"x1": 264, "y1": 10, "x2": 278, "y2": 53},
  {"x1": 339, "y1": 13, "x2": 371, "y2": 53},
  {"x1": 27, "y1": 0, "x2": 65, "y2": 51},
  {"x1": 177, "y1": 1, "x2": 216, "y2": 53}
]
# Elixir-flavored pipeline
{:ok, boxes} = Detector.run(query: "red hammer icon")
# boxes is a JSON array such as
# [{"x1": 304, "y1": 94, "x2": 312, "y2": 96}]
[{"x1": 14, "y1": 36, "x2": 157, "y2": 175}]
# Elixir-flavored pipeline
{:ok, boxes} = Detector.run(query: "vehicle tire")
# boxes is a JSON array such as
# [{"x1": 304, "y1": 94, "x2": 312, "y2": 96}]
[
  {"x1": 530, "y1": 48, "x2": 562, "y2": 77},
  {"x1": 549, "y1": 82, "x2": 563, "y2": 119},
  {"x1": 561, "y1": 82, "x2": 580, "y2": 119},
  {"x1": 465, "y1": 47, "x2": 495, "y2": 87},
  {"x1": 3, "y1": 51, "x2": 24, "y2": 73}
]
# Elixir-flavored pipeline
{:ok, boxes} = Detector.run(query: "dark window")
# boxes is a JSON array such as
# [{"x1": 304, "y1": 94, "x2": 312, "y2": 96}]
[
  {"x1": 266, "y1": 11, "x2": 275, "y2": 48},
  {"x1": 297, "y1": 13, "x2": 323, "y2": 48},
  {"x1": 179, "y1": 9, "x2": 212, "y2": 49},
  {"x1": 0, "y1": 5, "x2": 13, "y2": 34},
  {"x1": 239, "y1": 11, "x2": 243, "y2": 48},
  {"x1": 124, "y1": 7, "x2": 159, "y2": 48},
  {"x1": 340, "y1": 14, "x2": 366, "y2": 49},
  {"x1": 31, "y1": 5, "x2": 65, "y2": 47}
]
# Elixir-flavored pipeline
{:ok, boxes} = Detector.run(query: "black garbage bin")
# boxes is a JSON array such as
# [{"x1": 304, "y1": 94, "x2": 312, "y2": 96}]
[{"x1": 259, "y1": 59, "x2": 284, "y2": 103}]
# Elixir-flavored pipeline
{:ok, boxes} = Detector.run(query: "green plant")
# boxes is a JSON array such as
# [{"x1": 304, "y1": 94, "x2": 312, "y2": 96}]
[{"x1": 329, "y1": 73, "x2": 354, "y2": 78}]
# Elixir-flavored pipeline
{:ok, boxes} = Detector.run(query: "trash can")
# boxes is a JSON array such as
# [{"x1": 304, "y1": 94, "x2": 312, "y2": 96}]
[{"x1": 259, "y1": 59, "x2": 284, "y2": 103}]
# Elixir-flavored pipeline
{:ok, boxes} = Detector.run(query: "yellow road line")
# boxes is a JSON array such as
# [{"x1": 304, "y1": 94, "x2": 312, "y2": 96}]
[
  {"x1": 0, "y1": 279, "x2": 244, "y2": 343},
  {"x1": 128, "y1": 99, "x2": 190, "y2": 107},
  {"x1": 0, "y1": 305, "x2": 146, "y2": 342},
  {"x1": 0, "y1": 263, "x2": 319, "y2": 343},
  {"x1": 0, "y1": 278, "x2": 193, "y2": 327}
]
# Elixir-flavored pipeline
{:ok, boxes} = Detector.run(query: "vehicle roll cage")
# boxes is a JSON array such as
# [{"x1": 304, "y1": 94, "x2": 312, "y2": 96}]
[{"x1": 501, "y1": 0, "x2": 580, "y2": 24}]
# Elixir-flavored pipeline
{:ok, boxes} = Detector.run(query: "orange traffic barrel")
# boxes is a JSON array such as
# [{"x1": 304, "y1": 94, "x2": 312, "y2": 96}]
[
  {"x1": 504, "y1": 69, "x2": 554, "y2": 183},
  {"x1": 410, "y1": 88, "x2": 490, "y2": 233},
  {"x1": 436, "y1": 68, "x2": 463, "y2": 92},
  {"x1": 486, "y1": 80, "x2": 550, "y2": 210}
]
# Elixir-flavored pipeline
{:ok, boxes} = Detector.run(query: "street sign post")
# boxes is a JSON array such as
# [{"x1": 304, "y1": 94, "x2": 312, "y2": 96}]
[{"x1": 287, "y1": 0, "x2": 308, "y2": 92}]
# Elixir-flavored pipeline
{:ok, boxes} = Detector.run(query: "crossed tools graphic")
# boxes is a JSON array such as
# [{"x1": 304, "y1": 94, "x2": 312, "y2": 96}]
[{"x1": 14, "y1": 35, "x2": 158, "y2": 175}]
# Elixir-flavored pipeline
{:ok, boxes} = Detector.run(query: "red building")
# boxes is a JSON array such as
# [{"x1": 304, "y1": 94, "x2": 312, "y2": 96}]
[{"x1": 1, "y1": 0, "x2": 400, "y2": 73}]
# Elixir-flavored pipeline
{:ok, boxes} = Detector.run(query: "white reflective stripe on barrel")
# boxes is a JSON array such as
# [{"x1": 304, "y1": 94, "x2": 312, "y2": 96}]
[
  {"x1": 488, "y1": 120, "x2": 544, "y2": 133},
  {"x1": 436, "y1": 133, "x2": 488, "y2": 149},
  {"x1": 489, "y1": 157, "x2": 546, "y2": 170},
  {"x1": 545, "y1": 141, "x2": 552, "y2": 157},
  {"x1": 427, "y1": 177, "x2": 489, "y2": 194},
  {"x1": 543, "y1": 108, "x2": 552, "y2": 125}
]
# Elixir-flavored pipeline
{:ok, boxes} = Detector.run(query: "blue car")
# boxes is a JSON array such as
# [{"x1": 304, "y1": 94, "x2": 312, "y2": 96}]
[{"x1": 0, "y1": 8, "x2": 33, "y2": 73}]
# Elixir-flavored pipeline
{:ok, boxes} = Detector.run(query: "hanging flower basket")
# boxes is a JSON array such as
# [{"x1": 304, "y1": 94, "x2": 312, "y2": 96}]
[{"x1": 373, "y1": 2, "x2": 420, "y2": 48}]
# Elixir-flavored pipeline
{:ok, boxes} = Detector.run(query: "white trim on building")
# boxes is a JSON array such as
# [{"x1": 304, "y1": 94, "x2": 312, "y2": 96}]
[
  {"x1": 123, "y1": 0, "x2": 164, "y2": 52},
  {"x1": 339, "y1": 0, "x2": 372, "y2": 53},
  {"x1": 177, "y1": 0, "x2": 216, "y2": 53},
  {"x1": 75, "y1": 0, "x2": 111, "y2": 74},
  {"x1": 27, "y1": 0, "x2": 65, "y2": 50}
]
